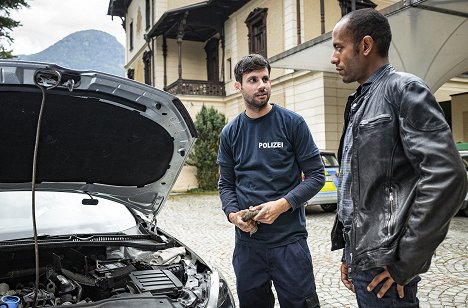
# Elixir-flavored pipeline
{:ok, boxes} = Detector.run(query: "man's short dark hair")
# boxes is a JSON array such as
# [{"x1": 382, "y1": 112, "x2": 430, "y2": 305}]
[
  {"x1": 234, "y1": 54, "x2": 271, "y2": 83},
  {"x1": 342, "y1": 8, "x2": 392, "y2": 57}
]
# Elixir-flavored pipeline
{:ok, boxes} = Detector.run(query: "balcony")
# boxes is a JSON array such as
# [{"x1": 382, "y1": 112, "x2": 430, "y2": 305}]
[{"x1": 164, "y1": 79, "x2": 225, "y2": 97}]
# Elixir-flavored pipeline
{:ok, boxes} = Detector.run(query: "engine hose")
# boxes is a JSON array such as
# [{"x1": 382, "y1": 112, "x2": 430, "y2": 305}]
[{"x1": 61, "y1": 268, "x2": 95, "y2": 287}]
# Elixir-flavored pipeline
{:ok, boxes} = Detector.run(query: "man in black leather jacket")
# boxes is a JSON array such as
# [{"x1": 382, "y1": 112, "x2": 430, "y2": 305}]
[{"x1": 330, "y1": 8, "x2": 467, "y2": 307}]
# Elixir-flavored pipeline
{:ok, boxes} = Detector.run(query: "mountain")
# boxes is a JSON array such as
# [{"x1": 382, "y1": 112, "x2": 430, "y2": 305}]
[{"x1": 17, "y1": 30, "x2": 125, "y2": 77}]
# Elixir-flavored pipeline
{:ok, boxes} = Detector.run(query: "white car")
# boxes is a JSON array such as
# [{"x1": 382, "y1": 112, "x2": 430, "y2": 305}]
[{"x1": 0, "y1": 60, "x2": 234, "y2": 308}]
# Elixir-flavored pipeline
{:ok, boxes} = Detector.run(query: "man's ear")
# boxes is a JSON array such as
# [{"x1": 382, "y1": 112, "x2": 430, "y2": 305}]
[
  {"x1": 234, "y1": 81, "x2": 241, "y2": 92},
  {"x1": 362, "y1": 36, "x2": 373, "y2": 56}
]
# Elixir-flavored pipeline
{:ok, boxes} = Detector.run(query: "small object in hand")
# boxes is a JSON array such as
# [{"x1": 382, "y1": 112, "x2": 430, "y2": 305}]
[
  {"x1": 241, "y1": 210, "x2": 259, "y2": 222},
  {"x1": 241, "y1": 210, "x2": 260, "y2": 236}
]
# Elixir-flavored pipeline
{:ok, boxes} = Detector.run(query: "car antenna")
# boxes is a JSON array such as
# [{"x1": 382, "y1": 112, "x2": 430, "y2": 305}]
[{"x1": 30, "y1": 68, "x2": 62, "y2": 308}]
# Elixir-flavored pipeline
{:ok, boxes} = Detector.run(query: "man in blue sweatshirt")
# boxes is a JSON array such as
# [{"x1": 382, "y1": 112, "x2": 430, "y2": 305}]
[{"x1": 217, "y1": 54, "x2": 325, "y2": 308}]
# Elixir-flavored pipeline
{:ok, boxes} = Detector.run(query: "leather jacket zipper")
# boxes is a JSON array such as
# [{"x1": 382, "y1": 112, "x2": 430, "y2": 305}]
[{"x1": 387, "y1": 186, "x2": 396, "y2": 236}]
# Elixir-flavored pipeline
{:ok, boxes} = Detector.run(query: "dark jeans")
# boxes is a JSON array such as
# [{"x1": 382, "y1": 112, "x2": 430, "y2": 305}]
[
  {"x1": 352, "y1": 267, "x2": 421, "y2": 308},
  {"x1": 233, "y1": 238, "x2": 320, "y2": 308},
  {"x1": 345, "y1": 245, "x2": 420, "y2": 307}
]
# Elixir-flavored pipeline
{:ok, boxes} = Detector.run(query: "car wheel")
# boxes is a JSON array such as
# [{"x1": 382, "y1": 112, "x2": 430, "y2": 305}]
[
  {"x1": 320, "y1": 203, "x2": 337, "y2": 212},
  {"x1": 457, "y1": 200, "x2": 468, "y2": 217},
  {"x1": 461, "y1": 206, "x2": 468, "y2": 217}
]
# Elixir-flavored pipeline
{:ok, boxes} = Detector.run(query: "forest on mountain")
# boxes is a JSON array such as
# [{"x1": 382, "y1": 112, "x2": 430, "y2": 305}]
[{"x1": 17, "y1": 29, "x2": 125, "y2": 76}]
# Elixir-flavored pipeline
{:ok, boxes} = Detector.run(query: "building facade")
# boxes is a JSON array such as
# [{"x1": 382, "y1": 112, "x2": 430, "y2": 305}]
[{"x1": 108, "y1": 0, "x2": 468, "y2": 191}]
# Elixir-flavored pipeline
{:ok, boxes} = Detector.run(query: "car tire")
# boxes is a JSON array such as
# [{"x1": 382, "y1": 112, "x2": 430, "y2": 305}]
[
  {"x1": 320, "y1": 203, "x2": 337, "y2": 212},
  {"x1": 457, "y1": 200, "x2": 468, "y2": 217}
]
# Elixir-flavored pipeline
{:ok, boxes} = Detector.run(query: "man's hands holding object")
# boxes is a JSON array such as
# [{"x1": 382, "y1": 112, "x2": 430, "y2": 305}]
[
  {"x1": 229, "y1": 198, "x2": 291, "y2": 236},
  {"x1": 241, "y1": 209, "x2": 260, "y2": 236},
  {"x1": 228, "y1": 209, "x2": 258, "y2": 235}
]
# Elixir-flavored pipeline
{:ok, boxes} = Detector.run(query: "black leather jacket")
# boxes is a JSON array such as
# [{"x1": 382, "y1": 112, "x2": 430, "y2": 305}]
[{"x1": 331, "y1": 64, "x2": 467, "y2": 285}]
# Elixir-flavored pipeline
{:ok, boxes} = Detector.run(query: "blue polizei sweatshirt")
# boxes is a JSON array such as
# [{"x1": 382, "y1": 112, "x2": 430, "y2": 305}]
[{"x1": 217, "y1": 104, "x2": 325, "y2": 248}]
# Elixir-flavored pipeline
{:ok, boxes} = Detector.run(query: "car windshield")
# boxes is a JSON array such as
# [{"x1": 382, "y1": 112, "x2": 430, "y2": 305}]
[
  {"x1": 321, "y1": 153, "x2": 339, "y2": 167},
  {"x1": 0, "y1": 191, "x2": 137, "y2": 241}
]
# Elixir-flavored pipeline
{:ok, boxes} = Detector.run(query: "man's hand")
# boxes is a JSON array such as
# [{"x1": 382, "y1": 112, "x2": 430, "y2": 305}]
[
  {"x1": 250, "y1": 198, "x2": 291, "y2": 224},
  {"x1": 367, "y1": 266, "x2": 404, "y2": 299},
  {"x1": 228, "y1": 210, "x2": 258, "y2": 234},
  {"x1": 341, "y1": 262, "x2": 355, "y2": 293}
]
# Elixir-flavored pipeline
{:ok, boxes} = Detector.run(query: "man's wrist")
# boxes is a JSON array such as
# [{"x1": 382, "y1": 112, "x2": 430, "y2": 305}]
[
  {"x1": 280, "y1": 198, "x2": 292, "y2": 212},
  {"x1": 228, "y1": 212, "x2": 236, "y2": 224}
]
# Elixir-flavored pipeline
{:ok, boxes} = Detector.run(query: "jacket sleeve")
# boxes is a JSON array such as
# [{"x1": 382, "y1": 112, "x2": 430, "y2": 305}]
[{"x1": 387, "y1": 79, "x2": 467, "y2": 285}]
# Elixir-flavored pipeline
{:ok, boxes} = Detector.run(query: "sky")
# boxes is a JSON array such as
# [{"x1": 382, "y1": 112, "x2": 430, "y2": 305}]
[{"x1": 9, "y1": 0, "x2": 126, "y2": 55}]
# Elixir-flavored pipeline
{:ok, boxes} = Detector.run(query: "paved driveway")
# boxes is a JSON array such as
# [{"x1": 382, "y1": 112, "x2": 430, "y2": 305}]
[{"x1": 158, "y1": 193, "x2": 467, "y2": 307}]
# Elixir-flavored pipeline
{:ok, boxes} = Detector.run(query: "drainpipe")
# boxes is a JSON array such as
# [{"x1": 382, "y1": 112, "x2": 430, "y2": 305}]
[
  {"x1": 144, "y1": 34, "x2": 153, "y2": 86},
  {"x1": 163, "y1": 36, "x2": 167, "y2": 88},
  {"x1": 221, "y1": 26, "x2": 225, "y2": 84},
  {"x1": 320, "y1": 0, "x2": 325, "y2": 34},
  {"x1": 151, "y1": 38, "x2": 155, "y2": 86},
  {"x1": 296, "y1": 0, "x2": 302, "y2": 44}
]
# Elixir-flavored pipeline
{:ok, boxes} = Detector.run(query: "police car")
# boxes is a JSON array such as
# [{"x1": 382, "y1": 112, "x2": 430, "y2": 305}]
[{"x1": 304, "y1": 150, "x2": 339, "y2": 212}]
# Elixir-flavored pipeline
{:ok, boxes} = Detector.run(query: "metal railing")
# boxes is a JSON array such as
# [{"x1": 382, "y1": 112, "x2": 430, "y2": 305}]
[{"x1": 164, "y1": 79, "x2": 226, "y2": 96}]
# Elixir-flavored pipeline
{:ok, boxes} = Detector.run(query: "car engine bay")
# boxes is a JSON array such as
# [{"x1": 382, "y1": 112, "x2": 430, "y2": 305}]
[{"x1": 0, "y1": 241, "x2": 217, "y2": 307}]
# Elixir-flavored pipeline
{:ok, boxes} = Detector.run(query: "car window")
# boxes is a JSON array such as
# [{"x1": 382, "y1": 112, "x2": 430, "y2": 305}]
[
  {"x1": 321, "y1": 153, "x2": 339, "y2": 167},
  {"x1": 0, "y1": 191, "x2": 136, "y2": 241}
]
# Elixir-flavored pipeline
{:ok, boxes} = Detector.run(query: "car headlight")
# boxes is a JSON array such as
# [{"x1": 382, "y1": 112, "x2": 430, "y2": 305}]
[
  {"x1": 206, "y1": 270, "x2": 234, "y2": 308},
  {"x1": 217, "y1": 277, "x2": 234, "y2": 308}
]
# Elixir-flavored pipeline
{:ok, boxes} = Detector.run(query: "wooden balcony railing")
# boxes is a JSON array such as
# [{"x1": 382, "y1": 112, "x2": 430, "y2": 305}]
[{"x1": 164, "y1": 79, "x2": 226, "y2": 97}]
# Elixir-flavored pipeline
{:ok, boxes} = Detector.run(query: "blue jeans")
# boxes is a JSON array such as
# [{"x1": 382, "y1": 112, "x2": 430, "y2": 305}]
[
  {"x1": 352, "y1": 267, "x2": 421, "y2": 308},
  {"x1": 345, "y1": 245, "x2": 420, "y2": 307},
  {"x1": 233, "y1": 238, "x2": 320, "y2": 308}
]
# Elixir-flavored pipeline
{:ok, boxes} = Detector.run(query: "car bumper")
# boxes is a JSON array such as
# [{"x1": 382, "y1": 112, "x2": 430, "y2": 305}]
[{"x1": 306, "y1": 191, "x2": 337, "y2": 205}]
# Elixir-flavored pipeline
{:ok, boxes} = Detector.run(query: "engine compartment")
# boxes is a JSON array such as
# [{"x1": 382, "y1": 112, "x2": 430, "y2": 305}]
[{"x1": 0, "y1": 243, "x2": 213, "y2": 307}]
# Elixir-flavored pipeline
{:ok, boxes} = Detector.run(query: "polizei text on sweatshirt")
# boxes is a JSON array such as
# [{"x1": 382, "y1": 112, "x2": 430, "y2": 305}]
[{"x1": 259, "y1": 142, "x2": 284, "y2": 148}]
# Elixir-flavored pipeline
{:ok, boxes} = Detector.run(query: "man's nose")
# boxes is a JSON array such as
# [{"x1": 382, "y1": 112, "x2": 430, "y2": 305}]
[{"x1": 331, "y1": 52, "x2": 338, "y2": 64}]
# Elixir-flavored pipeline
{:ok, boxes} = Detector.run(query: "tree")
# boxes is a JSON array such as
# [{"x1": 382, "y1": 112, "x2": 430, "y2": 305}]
[
  {"x1": 0, "y1": 0, "x2": 29, "y2": 59},
  {"x1": 188, "y1": 106, "x2": 226, "y2": 191}
]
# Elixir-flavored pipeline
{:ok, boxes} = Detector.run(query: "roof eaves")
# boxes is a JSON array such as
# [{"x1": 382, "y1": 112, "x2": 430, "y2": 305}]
[
  {"x1": 107, "y1": 0, "x2": 132, "y2": 18},
  {"x1": 147, "y1": 2, "x2": 209, "y2": 39},
  {"x1": 147, "y1": 0, "x2": 250, "y2": 41}
]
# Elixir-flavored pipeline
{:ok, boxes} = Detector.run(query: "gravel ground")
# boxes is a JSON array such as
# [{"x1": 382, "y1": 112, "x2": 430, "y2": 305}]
[{"x1": 157, "y1": 193, "x2": 468, "y2": 308}]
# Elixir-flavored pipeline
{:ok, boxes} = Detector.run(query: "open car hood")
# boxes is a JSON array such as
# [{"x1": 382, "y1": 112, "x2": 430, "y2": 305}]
[{"x1": 0, "y1": 60, "x2": 197, "y2": 218}]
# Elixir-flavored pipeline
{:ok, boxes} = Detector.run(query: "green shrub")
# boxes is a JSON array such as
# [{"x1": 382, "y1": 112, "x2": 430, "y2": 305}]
[{"x1": 187, "y1": 106, "x2": 226, "y2": 191}]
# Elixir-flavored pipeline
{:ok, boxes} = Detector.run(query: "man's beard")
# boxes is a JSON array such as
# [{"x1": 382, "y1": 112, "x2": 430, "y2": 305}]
[{"x1": 242, "y1": 91, "x2": 270, "y2": 112}]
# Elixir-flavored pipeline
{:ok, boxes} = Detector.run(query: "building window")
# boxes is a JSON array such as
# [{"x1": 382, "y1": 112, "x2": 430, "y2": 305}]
[
  {"x1": 143, "y1": 51, "x2": 152, "y2": 85},
  {"x1": 205, "y1": 38, "x2": 219, "y2": 82},
  {"x1": 145, "y1": 0, "x2": 151, "y2": 30},
  {"x1": 227, "y1": 58, "x2": 232, "y2": 80},
  {"x1": 127, "y1": 69, "x2": 135, "y2": 80},
  {"x1": 338, "y1": 0, "x2": 376, "y2": 16},
  {"x1": 129, "y1": 21, "x2": 134, "y2": 51},
  {"x1": 245, "y1": 8, "x2": 268, "y2": 57},
  {"x1": 439, "y1": 100, "x2": 452, "y2": 128}
]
